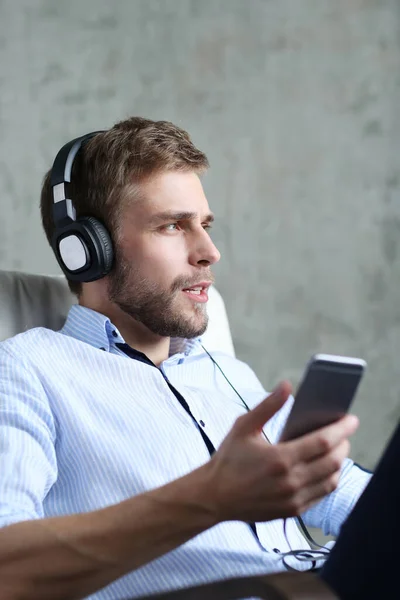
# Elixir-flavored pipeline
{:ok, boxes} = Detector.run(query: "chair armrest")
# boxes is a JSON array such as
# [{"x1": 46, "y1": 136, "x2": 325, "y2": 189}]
[{"x1": 126, "y1": 572, "x2": 337, "y2": 600}]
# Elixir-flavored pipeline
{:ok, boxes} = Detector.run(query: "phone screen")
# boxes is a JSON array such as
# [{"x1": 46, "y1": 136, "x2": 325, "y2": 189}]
[{"x1": 280, "y1": 355, "x2": 366, "y2": 442}]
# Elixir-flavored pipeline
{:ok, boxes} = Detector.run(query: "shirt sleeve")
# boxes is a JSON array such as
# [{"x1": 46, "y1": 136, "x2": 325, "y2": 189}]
[{"x1": 0, "y1": 344, "x2": 58, "y2": 528}]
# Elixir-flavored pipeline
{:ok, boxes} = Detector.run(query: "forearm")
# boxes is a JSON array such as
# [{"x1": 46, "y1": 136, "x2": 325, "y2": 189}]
[{"x1": 0, "y1": 463, "x2": 217, "y2": 600}]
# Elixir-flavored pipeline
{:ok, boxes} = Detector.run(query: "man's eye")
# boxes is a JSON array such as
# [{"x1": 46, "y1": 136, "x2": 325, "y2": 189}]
[
  {"x1": 163, "y1": 223, "x2": 179, "y2": 231},
  {"x1": 203, "y1": 224, "x2": 212, "y2": 231}
]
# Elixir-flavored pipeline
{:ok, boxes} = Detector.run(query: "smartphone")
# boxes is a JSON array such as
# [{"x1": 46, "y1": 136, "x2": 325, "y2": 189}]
[{"x1": 279, "y1": 353, "x2": 366, "y2": 442}]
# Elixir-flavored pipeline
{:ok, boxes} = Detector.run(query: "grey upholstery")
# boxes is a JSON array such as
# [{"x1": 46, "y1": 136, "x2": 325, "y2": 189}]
[
  {"x1": 0, "y1": 271, "x2": 77, "y2": 341},
  {"x1": 0, "y1": 270, "x2": 235, "y2": 355}
]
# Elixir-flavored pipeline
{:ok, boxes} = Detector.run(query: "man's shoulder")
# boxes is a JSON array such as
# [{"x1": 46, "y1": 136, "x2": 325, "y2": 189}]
[
  {"x1": 197, "y1": 349, "x2": 266, "y2": 393},
  {"x1": 203, "y1": 350, "x2": 257, "y2": 374},
  {"x1": 0, "y1": 327, "x2": 66, "y2": 361}
]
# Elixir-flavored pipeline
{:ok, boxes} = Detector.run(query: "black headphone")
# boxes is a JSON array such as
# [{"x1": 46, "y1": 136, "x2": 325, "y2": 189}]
[{"x1": 50, "y1": 131, "x2": 114, "y2": 282}]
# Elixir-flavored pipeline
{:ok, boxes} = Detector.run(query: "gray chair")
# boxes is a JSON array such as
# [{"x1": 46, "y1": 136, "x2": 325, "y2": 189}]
[{"x1": 0, "y1": 269, "x2": 337, "y2": 600}]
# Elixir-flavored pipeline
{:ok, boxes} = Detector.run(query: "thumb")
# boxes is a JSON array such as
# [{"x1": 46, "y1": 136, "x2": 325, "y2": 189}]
[{"x1": 235, "y1": 381, "x2": 292, "y2": 437}]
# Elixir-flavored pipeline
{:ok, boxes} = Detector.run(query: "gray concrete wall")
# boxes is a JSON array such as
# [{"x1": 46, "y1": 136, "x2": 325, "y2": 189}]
[{"x1": 1, "y1": 0, "x2": 399, "y2": 469}]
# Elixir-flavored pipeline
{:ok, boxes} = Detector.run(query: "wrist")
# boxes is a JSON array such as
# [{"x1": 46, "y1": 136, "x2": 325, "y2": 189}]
[{"x1": 148, "y1": 461, "x2": 221, "y2": 531}]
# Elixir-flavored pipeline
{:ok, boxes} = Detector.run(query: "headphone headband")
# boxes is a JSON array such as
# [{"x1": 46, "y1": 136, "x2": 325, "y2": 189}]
[{"x1": 51, "y1": 131, "x2": 104, "y2": 221}]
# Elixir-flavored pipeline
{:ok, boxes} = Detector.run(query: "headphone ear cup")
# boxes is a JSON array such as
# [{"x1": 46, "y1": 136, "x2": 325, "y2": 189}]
[{"x1": 82, "y1": 216, "x2": 114, "y2": 273}]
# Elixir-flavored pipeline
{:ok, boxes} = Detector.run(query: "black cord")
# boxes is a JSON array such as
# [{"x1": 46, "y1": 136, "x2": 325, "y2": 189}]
[{"x1": 201, "y1": 344, "x2": 331, "y2": 569}]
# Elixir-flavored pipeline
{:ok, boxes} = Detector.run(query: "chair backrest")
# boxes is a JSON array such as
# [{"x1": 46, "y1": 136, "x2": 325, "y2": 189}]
[{"x1": 0, "y1": 270, "x2": 235, "y2": 356}]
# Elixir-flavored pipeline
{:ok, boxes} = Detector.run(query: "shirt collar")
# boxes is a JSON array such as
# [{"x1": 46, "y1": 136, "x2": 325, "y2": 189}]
[{"x1": 60, "y1": 305, "x2": 203, "y2": 358}]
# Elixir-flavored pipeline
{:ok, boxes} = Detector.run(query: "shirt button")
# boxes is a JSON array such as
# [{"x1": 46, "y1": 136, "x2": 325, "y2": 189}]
[
  {"x1": 112, "y1": 330, "x2": 118, "y2": 337},
  {"x1": 273, "y1": 548, "x2": 281, "y2": 553},
  {"x1": 99, "y1": 347, "x2": 106, "y2": 351},
  {"x1": 199, "y1": 420, "x2": 205, "y2": 427}
]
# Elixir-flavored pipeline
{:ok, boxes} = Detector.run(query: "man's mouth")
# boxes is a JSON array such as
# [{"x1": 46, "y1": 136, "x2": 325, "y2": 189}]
[{"x1": 182, "y1": 282, "x2": 211, "y2": 303}]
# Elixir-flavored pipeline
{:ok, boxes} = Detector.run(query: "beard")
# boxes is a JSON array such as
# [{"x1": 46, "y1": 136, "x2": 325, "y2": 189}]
[{"x1": 107, "y1": 250, "x2": 214, "y2": 339}]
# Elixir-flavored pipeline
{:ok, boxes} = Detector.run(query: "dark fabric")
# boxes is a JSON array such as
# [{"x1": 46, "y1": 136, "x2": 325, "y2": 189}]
[{"x1": 320, "y1": 422, "x2": 400, "y2": 599}]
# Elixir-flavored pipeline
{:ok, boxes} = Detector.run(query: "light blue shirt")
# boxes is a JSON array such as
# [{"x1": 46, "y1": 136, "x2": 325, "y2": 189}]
[{"x1": 0, "y1": 305, "x2": 370, "y2": 598}]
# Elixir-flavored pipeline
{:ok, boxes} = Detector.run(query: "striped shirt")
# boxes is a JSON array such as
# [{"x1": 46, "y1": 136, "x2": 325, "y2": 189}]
[{"x1": 0, "y1": 305, "x2": 370, "y2": 598}]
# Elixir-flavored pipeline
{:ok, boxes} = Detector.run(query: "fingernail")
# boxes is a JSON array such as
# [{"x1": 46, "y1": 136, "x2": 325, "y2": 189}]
[{"x1": 348, "y1": 415, "x2": 359, "y2": 428}]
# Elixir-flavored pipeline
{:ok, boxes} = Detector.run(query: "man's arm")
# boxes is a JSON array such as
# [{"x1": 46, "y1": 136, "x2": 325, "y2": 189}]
[
  {"x1": 0, "y1": 463, "x2": 217, "y2": 600},
  {"x1": 0, "y1": 382, "x2": 359, "y2": 600}
]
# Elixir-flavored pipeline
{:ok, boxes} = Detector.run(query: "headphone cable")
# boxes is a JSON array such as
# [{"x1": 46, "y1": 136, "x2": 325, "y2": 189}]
[{"x1": 201, "y1": 344, "x2": 331, "y2": 568}]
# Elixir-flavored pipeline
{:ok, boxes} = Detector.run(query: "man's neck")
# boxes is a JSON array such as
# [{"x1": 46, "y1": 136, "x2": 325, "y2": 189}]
[
  {"x1": 79, "y1": 298, "x2": 171, "y2": 367},
  {"x1": 122, "y1": 336, "x2": 171, "y2": 367},
  {"x1": 112, "y1": 317, "x2": 171, "y2": 367}
]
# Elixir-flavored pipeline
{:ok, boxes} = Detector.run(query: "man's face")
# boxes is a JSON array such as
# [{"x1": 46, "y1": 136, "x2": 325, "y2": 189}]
[{"x1": 107, "y1": 171, "x2": 221, "y2": 339}]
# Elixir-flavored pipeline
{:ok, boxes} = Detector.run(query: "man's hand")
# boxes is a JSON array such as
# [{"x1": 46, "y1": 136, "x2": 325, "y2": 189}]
[{"x1": 206, "y1": 381, "x2": 359, "y2": 523}]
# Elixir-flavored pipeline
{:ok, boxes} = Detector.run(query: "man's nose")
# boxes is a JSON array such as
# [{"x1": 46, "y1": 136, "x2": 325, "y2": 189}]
[{"x1": 191, "y1": 230, "x2": 221, "y2": 267}]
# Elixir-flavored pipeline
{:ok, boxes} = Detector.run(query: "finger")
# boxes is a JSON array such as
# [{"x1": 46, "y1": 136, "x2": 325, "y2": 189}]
[
  {"x1": 301, "y1": 439, "x2": 351, "y2": 487},
  {"x1": 287, "y1": 414, "x2": 359, "y2": 462},
  {"x1": 293, "y1": 470, "x2": 342, "y2": 515},
  {"x1": 234, "y1": 381, "x2": 292, "y2": 437}
]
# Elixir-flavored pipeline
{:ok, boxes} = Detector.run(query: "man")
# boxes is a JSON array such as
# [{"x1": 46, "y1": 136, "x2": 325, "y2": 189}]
[{"x1": 0, "y1": 117, "x2": 392, "y2": 600}]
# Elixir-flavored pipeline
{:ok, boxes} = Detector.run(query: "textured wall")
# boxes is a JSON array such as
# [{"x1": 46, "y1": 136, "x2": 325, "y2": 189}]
[{"x1": 0, "y1": 0, "x2": 399, "y2": 468}]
